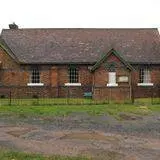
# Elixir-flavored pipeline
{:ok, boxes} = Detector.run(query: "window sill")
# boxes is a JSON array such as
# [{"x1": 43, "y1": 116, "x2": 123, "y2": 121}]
[
  {"x1": 137, "y1": 83, "x2": 153, "y2": 86},
  {"x1": 107, "y1": 83, "x2": 118, "y2": 87},
  {"x1": 27, "y1": 83, "x2": 44, "y2": 86},
  {"x1": 64, "y1": 83, "x2": 81, "y2": 86}
]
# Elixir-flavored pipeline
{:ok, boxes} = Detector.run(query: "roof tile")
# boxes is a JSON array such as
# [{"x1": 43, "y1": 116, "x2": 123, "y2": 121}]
[{"x1": 1, "y1": 28, "x2": 160, "y2": 64}]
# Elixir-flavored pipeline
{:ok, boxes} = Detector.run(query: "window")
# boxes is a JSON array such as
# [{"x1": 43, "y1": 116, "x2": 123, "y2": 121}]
[
  {"x1": 31, "y1": 68, "x2": 40, "y2": 83},
  {"x1": 107, "y1": 72, "x2": 118, "y2": 87},
  {"x1": 138, "y1": 67, "x2": 153, "y2": 86},
  {"x1": 69, "y1": 65, "x2": 79, "y2": 83},
  {"x1": 27, "y1": 67, "x2": 44, "y2": 86},
  {"x1": 65, "y1": 65, "x2": 81, "y2": 86}
]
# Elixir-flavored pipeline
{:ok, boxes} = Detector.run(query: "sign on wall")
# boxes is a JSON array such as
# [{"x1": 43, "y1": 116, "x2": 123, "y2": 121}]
[{"x1": 118, "y1": 76, "x2": 129, "y2": 82}]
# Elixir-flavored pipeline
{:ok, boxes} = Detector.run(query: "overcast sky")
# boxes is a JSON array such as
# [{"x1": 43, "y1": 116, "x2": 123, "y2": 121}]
[{"x1": 0, "y1": 0, "x2": 160, "y2": 31}]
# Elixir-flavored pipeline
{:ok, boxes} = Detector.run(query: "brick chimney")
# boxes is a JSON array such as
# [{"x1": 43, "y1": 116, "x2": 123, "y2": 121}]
[{"x1": 9, "y1": 23, "x2": 19, "y2": 29}]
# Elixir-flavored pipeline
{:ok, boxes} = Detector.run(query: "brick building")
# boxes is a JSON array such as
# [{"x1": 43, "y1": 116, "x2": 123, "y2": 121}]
[{"x1": 0, "y1": 24, "x2": 159, "y2": 101}]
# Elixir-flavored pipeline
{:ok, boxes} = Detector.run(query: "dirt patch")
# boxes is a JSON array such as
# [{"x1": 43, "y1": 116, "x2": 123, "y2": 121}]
[
  {"x1": 7, "y1": 127, "x2": 36, "y2": 137},
  {"x1": 61, "y1": 131, "x2": 120, "y2": 142},
  {"x1": 81, "y1": 149, "x2": 125, "y2": 160},
  {"x1": 119, "y1": 113, "x2": 143, "y2": 120}
]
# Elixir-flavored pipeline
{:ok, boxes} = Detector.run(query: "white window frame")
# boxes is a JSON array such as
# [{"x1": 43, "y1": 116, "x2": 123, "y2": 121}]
[
  {"x1": 137, "y1": 67, "x2": 153, "y2": 86},
  {"x1": 27, "y1": 67, "x2": 44, "y2": 86},
  {"x1": 27, "y1": 83, "x2": 44, "y2": 86},
  {"x1": 64, "y1": 83, "x2": 81, "y2": 86},
  {"x1": 107, "y1": 72, "x2": 118, "y2": 87},
  {"x1": 69, "y1": 66, "x2": 79, "y2": 83},
  {"x1": 65, "y1": 65, "x2": 81, "y2": 86}
]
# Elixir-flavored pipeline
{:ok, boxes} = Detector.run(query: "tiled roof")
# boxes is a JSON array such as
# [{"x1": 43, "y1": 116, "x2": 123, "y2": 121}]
[{"x1": 1, "y1": 28, "x2": 160, "y2": 64}]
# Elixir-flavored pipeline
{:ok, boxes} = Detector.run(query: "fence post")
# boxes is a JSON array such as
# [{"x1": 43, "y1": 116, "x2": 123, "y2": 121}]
[
  {"x1": 9, "y1": 91, "x2": 12, "y2": 106},
  {"x1": 131, "y1": 86, "x2": 134, "y2": 104},
  {"x1": 67, "y1": 86, "x2": 69, "y2": 105},
  {"x1": 151, "y1": 86, "x2": 153, "y2": 104},
  {"x1": 109, "y1": 87, "x2": 112, "y2": 103}
]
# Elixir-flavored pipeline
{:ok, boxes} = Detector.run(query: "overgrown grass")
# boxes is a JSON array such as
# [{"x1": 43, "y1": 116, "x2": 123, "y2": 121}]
[
  {"x1": 0, "y1": 149, "x2": 89, "y2": 160},
  {"x1": 0, "y1": 99, "x2": 159, "y2": 118}
]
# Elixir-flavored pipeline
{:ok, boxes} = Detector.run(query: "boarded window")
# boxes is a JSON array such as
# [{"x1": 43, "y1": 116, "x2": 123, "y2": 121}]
[{"x1": 108, "y1": 72, "x2": 116, "y2": 84}]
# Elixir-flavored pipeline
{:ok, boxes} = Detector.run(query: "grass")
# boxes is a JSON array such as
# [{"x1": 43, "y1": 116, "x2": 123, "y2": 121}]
[
  {"x1": 135, "y1": 97, "x2": 160, "y2": 105},
  {"x1": 0, "y1": 99, "x2": 159, "y2": 159},
  {"x1": 0, "y1": 98, "x2": 109, "y2": 106},
  {"x1": 0, "y1": 98, "x2": 159, "y2": 118},
  {"x1": 0, "y1": 149, "x2": 90, "y2": 160},
  {"x1": 0, "y1": 97, "x2": 159, "y2": 106}
]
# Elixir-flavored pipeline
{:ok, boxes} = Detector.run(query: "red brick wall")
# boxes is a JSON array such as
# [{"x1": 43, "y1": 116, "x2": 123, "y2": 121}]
[
  {"x1": 0, "y1": 48, "x2": 19, "y2": 69},
  {"x1": 0, "y1": 46, "x2": 93, "y2": 97},
  {"x1": 151, "y1": 66, "x2": 160, "y2": 85},
  {"x1": 94, "y1": 55, "x2": 131, "y2": 86},
  {"x1": 79, "y1": 66, "x2": 92, "y2": 85},
  {"x1": 92, "y1": 53, "x2": 132, "y2": 101},
  {"x1": 0, "y1": 46, "x2": 159, "y2": 100},
  {"x1": 55, "y1": 65, "x2": 92, "y2": 97},
  {"x1": 57, "y1": 65, "x2": 92, "y2": 86},
  {"x1": 131, "y1": 65, "x2": 160, "y2": 98},
  {"x1": 40, "y1": 68, "x2": 50, "y2": 86},
  {"x1": 0, "y1": 48, "x2": 27, "y2": 86},
  {"x1": 93, "y1": 86, "x2": 131, "y2": 102}
]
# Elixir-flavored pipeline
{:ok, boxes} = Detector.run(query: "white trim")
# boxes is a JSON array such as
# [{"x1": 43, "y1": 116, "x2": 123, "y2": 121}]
[
  {"x1": 137, "y1": 83, "x2": 153, "y2": 86},
  {"x1": 27, "y1": 83, "x2": 44, "y2": 86},
  {"x1": 64, "y1": 83, "x2": 81, "y2": 86},
  {"x1": 107, "y1": 83, "x2": 118, "y2": 87}
]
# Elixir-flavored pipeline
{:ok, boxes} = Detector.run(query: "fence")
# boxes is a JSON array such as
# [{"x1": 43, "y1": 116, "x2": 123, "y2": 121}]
[
  {"x1": 0, "y1": 85, "x2": 159, "y2": 105},
  {"x1": 132, "y1": 85, "x2": 160, "y2": 104}
]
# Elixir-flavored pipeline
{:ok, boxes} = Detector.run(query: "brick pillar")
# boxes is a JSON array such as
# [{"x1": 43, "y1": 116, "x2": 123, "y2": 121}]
[{"x1": 51, "y1": 66, "x2": 58, "y2": 86}]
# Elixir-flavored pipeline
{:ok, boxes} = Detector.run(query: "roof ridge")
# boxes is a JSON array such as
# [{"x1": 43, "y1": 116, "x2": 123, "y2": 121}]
[{"x1": 2, "y1": 28, "x2": 158, "y2": 31}]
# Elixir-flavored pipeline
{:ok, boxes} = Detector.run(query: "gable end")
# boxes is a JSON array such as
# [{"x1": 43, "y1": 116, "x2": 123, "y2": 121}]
[{"x1": 90, "y1": 49, "x2": 134, "y2": 72}]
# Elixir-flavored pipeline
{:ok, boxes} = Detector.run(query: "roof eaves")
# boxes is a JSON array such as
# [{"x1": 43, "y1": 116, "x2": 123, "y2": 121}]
[
  {"x1": 0, "y1": 38, "x2": 20, "y2": 64},
  {"x1": 19, "y1": 61, "x2": 96, "y2": 65},
  {"x1": 129, "y1": 62, "x2": 160, "y2": 65}
]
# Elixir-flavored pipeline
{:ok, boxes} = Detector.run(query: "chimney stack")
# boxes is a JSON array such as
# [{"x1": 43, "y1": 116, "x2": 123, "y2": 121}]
[{"x1": 9, "y1": 22, "x2": 19, "y2": 29}]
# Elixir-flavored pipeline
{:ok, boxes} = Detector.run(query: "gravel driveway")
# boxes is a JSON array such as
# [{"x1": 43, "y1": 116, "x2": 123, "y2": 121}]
[{"x1": 0, "y1": 112, "x2": 160, "y2": 160}]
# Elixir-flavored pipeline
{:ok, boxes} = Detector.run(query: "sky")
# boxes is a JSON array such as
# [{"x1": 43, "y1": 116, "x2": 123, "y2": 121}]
[{"x1": 0, "y1": 0, "x2": 160, "y2": 31}]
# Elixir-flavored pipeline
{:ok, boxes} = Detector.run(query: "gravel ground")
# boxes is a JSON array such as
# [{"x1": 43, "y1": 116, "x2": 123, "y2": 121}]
[{"x1": 0, "y1": 112, "x2": 160, "y2": 160}]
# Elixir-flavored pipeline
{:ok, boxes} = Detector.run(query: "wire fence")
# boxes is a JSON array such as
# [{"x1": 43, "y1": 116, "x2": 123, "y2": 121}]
[{"x1": 0, "y1": 85, "x2": 159, "y2": 106}]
